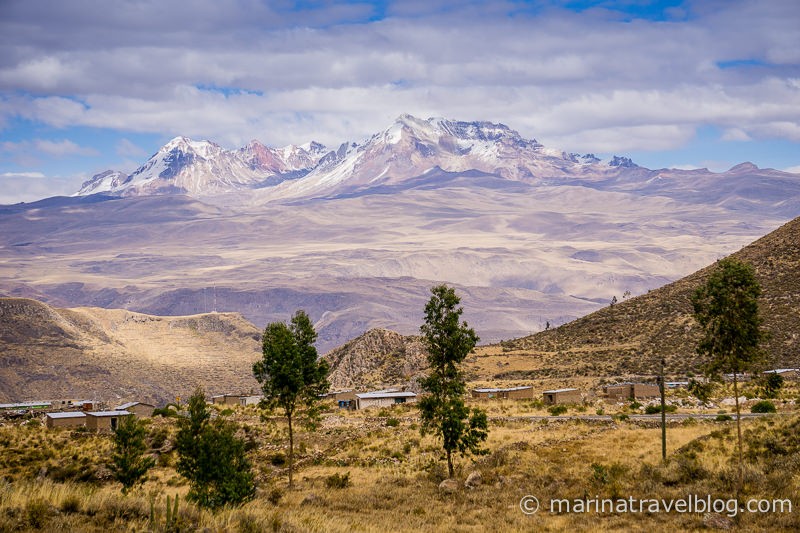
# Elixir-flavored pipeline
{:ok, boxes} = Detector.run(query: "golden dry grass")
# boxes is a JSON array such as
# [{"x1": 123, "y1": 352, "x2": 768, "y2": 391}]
[{"x1": 1, "y1": 392, "x2": 799, "y2": 532}]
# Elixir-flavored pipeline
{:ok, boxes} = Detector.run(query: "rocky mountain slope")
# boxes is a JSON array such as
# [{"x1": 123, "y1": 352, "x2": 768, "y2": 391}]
[
  {"x1": 322, "y1": 328, "x2": 429, "y2": 390},
  {"x1": 483, "y1": 214, "x2": 800, "y2": 379},
  {"x1": 0, "y1": 297, "x2": 262, "y2": 405}
]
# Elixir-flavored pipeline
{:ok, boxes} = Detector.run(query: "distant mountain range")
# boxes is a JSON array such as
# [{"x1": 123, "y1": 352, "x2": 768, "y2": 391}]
[
  {"x1": 2, "y1": 114, "x2": 799, "y2": 352},
  {"x1": 75, "y1": 114, "x2": 800, "y2": 216}
]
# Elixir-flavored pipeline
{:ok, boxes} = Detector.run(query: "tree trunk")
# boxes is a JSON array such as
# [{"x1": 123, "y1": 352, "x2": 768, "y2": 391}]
[
  {"x1": 288, "y1": 412, "x2": 294, "y2": 490},
  {"x1": 733, "y1": 374, "x2": 743, "y2": 496},
  {"x1": 447, "y1": 448, "x2": 453, "y2": 478}
]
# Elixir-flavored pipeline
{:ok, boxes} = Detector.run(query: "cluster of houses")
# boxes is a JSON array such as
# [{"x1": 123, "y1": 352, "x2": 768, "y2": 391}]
[
  {"x1": 6, "y1": 367, "x2": 796, "y2": 429},
  {"x1": 42, "y1": 401, "x2": 155, "y2": 430}
]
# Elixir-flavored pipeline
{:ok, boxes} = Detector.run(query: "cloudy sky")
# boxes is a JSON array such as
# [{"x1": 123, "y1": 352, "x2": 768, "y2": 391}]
[{"x1": 1, "y1": 0, "x2": 799, "y2": 203}]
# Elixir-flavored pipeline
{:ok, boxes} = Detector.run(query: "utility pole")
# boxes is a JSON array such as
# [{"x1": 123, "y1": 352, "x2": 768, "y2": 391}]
[{"x1": 660, "y1": 358, "x2": 667, "y2": 462}]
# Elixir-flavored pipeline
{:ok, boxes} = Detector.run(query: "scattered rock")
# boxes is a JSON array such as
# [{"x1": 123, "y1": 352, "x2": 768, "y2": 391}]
[
  {"x1": 494, "y1": 475, "x2": 511, "y2": 488},
  {"x1": 720, "y1": 397, "x2": 747, "y2": 406},
  {"x1": 94, "y1": 465, "x2": 113, "y2": 481},
  {"x1": 438, "y1": 479, "x2": 460, "y2": 494},
  {"x1": 301, "y1": 493, "x2": 321, "y2": 506},
  {"x1": 703, "y1": 512, "x2": 734, "y2": 530},
  {"x1": 464, "y1": 472, "x2": 482, "y2": 489}
]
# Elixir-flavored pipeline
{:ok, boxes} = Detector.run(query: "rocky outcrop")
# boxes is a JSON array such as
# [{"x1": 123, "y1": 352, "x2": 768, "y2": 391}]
[{"x1": 322, "y1": 328, "x2": 429, "y2": 390}]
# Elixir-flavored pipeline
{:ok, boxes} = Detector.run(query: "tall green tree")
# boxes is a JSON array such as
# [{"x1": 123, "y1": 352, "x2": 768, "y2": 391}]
[
  {"x1": 175, "y1": 387, "x2": 255, "y2": 509},
  {"x1": 108, "y1": 414, "x2": 154, "y2": 494},
  {"x1": 418, "y1": 284, "x2": 488, "y2": 478},
  {"x1": 253, "y1": 310, "x2": 329, "y2": 489},
  {"x1": 691, "y1": 257, "x2": 768, "y2": 493}
]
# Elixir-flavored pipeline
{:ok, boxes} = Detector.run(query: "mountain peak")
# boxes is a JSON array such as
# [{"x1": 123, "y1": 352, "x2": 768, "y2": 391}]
[{"x1": 729, "y1": 162, "x2": 759, "y2": 172}]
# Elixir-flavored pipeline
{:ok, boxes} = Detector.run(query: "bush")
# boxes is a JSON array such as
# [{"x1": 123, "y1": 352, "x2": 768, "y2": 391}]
[
  {"x1": 26, "y1": 499, "x2": 50, "y2": 528},
  {"x1": 152, "y1": 407, "x2": 177, "y2": 418},
  {"x1": 751, "y1": 400, "x2": 777, "y2": 414},
  {"x1": 629, "y1": 401, "x2": 642, "y2": 410},
  {"x1": 386, "y1": 418, "x2": 400, "y2": 427},
  {"x1": 644, "y1": 404, "x2": 677, "y2": 414},
  {"x1": 60, "y1": 495, "x2": 81, "y2": 514},
  {"x1": 270, "y1": 453, "x2": 287, "y2": 467},
  {"x1": 715, "y1": 414, "x2": 733, "y2": 421},
  {"x1": 325, "y1": 472, "x2": 351, "y2": 489},
  {"x1": 548, "y1": 405, "x2": 567, "y2": 416}
]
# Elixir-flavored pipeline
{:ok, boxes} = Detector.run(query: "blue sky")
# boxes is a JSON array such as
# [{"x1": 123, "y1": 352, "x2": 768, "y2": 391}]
[{"x1": 1, "y1": 0, "x2": 799, "y2": 203}]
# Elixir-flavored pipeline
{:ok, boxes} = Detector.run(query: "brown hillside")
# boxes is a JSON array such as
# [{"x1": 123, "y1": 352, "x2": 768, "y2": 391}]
[
  {"x1": 475, "y1": 215, "x2": 800, "y2": 379},
  {"x1": 0, "y1": 298, "x2": 262, "y2": 405},
  {"x1": 322, "y1": 328, "x2": 429, "y2": 390}
]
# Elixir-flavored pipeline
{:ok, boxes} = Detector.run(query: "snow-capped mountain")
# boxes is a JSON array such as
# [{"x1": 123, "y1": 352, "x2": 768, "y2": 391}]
[
  {"x1": 265, "y1": 114, "x2": 636, "y2": 200},
  {"x1": 76, "y1": 136, "x2": 328, "y2": 196},
  {"x1": 75, "y1": 114, "x2": 635, "y2": 199}
]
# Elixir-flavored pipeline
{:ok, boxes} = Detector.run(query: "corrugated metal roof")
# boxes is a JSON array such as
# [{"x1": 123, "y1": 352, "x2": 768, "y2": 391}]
[
  {"x1": 0, "y1": 402, "x2": 52, "y2": 409},
  {"x1": 114, "y1": 402, "x2": 139, "y2": 410},
  {"x1": 46, "y1": 412, "x2": 86, "y2": 419},
  {"x1": 474, "y1": 386, "x2": 532, "y2": 393},
  {"x1": 356, "y1": 391, "x2": 417, "y2": 399},
  {"x1": 85, "y1": 410, "x2": 132, "y2": 417},
  {"x1": 763, "y1": 369, "x2": 799, "y2": 374},
  {"x1": 542, "y1": 388, "x2": 579, "y2": 394}
]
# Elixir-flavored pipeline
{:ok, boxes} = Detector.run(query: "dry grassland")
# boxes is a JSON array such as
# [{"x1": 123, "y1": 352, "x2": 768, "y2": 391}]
[{"x1": 1, "y1": 385, "x2": 799, "y2": 532}]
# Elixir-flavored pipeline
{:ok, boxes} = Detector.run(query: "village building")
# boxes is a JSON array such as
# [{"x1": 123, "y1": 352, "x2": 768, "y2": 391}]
[
  {"x1": 114, "y1": 401, "x2": 155, "y2": 418},
  {"x1": 45, "y1": 411, "x2": 86, "y2": 429},
  {"x1": 0, "y1": 401, "x2": 52, "y2": 411},
  {"x1": 762, "y1": 368, "x2": 800, "y2": 380},
  {"x1": 51, "y1": 399, "x2": 93, "y2": 411},
  {"x1": 355, "y1": 391, "x2": 417, "y2": 410},
  {"x1": 238, "y1": 395, "x2": 262, "y2": 406},
  {"x1": 85, "y1": 410, "x2": 132, "y2": 432},
  {"x1": 665, "y1": 381, "x2": 689, "y2": 389},
  {"x1": 542, "y1": 388, "x2": 582, "y2": 405},
  {"x1": 471, "y1": 386, "x2": 534, "y2": 400},
  {"x1": 211, "y1": 394, "x2": 245, "y2": 406},
  {"x1": 320, "y1": 390, "x2": 357, "y2": 409},
  {"x1": 603, "y1": 383, "x2": 660, "y2": 400},
  {"x1": 722, "y1": 373, "x2": 751, "y2": 382}
]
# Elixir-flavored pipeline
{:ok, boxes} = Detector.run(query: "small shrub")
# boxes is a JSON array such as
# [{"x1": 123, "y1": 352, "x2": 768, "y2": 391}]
[
  {"x1": 26, "y1": 499, "x2": 50, "y2": 528},
  {"x1": 548, "y1": 405, "x2": 567, "y2": 416},
  {"x1": 645, "y1": 404, "x2": 677, "y2": 414},
  {"x1": 595, "y1": 408, "x2": 604, "y2": 415},
  {"x1": 152, "y1": 407, "x2": 177, "y2": 418},
  {"x1": 267, "y1": 487, "x2": 283, "y2": 505},
  {"x1": 377, "y1": 408, "x2": 390, "y2": 417},
  {"x1": 751, "y1": 400, "x2": 776, "y2": 413},
  {"x1": 715, "y1": 414, "x2": 733, "y2": 422},
  {"x1": 271, "y1": 453, "x2": 286, "y2": 467},
  {"x1": 325, "y1": 472, "x2": 351, "y2": 489},
  {"x1": 220, "y1": 408, "x2": 234, "y2": 417},
  {"x1": 614, "y1": 414, "x2": 629, "y2": 422},
  {"x1": 386, "y1": 418, "x2": 400, "y2": 427},
  {"x1": 60, "y1": 495, "x2": 81, "y2": 514},
  {"x1": 629, "y1": 401, "x2": 642, "y2": 410}
]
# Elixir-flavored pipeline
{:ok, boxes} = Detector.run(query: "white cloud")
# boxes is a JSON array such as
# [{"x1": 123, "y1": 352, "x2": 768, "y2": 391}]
[
  {"x1": 115, "y1": 138, "x2": 148, "y2": 157},
  {"x1": 784, "y1": 165, "x2": 800, "y2": 174},
  {"x1": 0, "y1": 174, "x2": 87, "y2": 205},
  {"x1": 1, "y1": 171, "x2": 46, "y2": 178},
  {"x1": 0, "y1": 0, "x2": 798, "y2": 154},
  {"x1": 33, "y1": 139, "x2": 99, "y2": 157}
]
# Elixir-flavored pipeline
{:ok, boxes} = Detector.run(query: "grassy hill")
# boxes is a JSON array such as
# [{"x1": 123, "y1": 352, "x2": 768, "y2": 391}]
[
  {"x1": 0, "y1": 297, "x2": 262, "y2": 404},
  {"x1": 470, "y1": 214, "x2": 800, "y2": 380}
]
